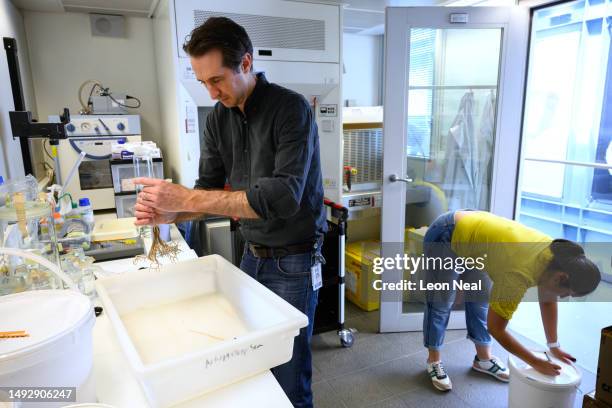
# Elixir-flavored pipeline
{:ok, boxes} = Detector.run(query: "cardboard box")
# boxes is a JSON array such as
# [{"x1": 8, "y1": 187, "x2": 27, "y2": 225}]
[
  {"x1": 583, "y1": 391, "x2": 612, "y2": 408},
  {"x1": 596, "y1": 326, "x2": 612, "y2": 406}
]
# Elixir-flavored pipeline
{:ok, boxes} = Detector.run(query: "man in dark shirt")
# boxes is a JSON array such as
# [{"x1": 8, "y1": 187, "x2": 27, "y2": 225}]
[{"x1": 134, "y1": 17, "x2": 326, "y2": 408}]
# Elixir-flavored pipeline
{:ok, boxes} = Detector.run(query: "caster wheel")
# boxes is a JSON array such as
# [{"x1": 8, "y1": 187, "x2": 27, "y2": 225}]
[{"x1": 339, "y1": 329, "x2": 354, "y2": 348}]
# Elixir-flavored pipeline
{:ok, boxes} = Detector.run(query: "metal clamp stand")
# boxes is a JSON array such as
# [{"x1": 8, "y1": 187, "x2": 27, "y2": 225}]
[{"x1": 323, "y1": 199, "x2": 356, "y2": 348}]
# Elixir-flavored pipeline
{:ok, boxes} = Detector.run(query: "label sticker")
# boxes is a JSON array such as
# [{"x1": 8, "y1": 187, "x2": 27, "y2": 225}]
[
  {"x1": 319, "y1": 104, "x2": 338, "y2": 117},
  {"x1": 348, "y1": 197, "x2": 373, "y2": 208},
  {"x1": 311, "y1": 263, "x2": 322, "y2": 291}
]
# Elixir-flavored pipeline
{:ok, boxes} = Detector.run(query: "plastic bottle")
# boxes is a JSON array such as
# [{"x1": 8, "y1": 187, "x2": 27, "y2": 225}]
[
  {"x1": 111, "y1": 140, "x2": 126, "y2": 159},
  {"x1": 65, "y1": 203, "x2": 81, "y2": 221},
  {"x1": 121, "y1": 141, "x2": 135, "y2": 160},
  {"x1": 0, "y1": 176, "x2": 5, "y2": 207},
  {"x1": 78, "y1": 198, "x2": 95, "y2": 231},
  {"x1": 52, "y1": 212, "x2": 64, "y2": 236}
]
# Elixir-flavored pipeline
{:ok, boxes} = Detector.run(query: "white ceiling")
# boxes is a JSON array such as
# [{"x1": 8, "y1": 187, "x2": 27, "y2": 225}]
[{"x1": 9, "y1": 0, "x2": 448, "y2": 33}]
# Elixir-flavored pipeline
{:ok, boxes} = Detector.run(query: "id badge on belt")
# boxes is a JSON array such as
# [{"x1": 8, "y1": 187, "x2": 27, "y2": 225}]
[
  {"x1": 311, "y1": 240, "x2": 324, "y2": 291},
  {"x1": 311, "y1": 263, "x2": 322, "y2": 291}
]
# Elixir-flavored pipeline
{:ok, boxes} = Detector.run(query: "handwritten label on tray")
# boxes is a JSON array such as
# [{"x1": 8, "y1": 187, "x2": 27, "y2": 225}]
[{"x1": 204, "y1": 344, "x2": 264, "y2": 369}]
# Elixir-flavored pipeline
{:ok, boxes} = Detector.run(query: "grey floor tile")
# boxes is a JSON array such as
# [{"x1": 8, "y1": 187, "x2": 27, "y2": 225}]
[
  {"x1": 312, "y1": 329, "x2": 346, "y2": 350},
  {"x1": 451, "y1": 370, "x2": 509, "y2": 408},
  {"x1": 377, "y1": 328, "x2": 470, "y2": 360},
  {"x1": 312, "y1": 359, "x2": 323, "y2": 385},
  {"x1": 328, "y1": 366, "x2": 396, "y2": 408},
  {"x1": 397, "y1": 385, "x2": 471, "y2": 408},
  {"x1": 313, "y1": 324, "x2": 409, "y2": 381},
  {"x1": 376, "y1": 331, "x2": 425, "y2": 358},
  {"x1": 367, "y1": 395, "x2": 409, "y2": 408},
  {"x1": 434, "y1": 338, "x2": 476, "y2": 367},
  {"x1": 351, "y1": 334, "x2": 410, "y2": 370},
  {"x1": 369, "y1": 354, "x2": 431, "y2": 395},
  {"x1": 312, "y1": 335, "x2": 363, "y2": 380},
  {"x1": 346, "y1": 312, "x2": 380, "y2": 338},
  {"x1": 312, "y1": 380, "x2": 347, "y2": 408}
]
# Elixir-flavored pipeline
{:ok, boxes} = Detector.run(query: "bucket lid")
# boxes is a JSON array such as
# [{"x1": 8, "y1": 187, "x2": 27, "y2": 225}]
[
  {"x1": 0, "y1": 290, "x2": 93, "y2": 364},
  {"x1": 508, "y1": 352, "x2": 582, "y2": 388}
]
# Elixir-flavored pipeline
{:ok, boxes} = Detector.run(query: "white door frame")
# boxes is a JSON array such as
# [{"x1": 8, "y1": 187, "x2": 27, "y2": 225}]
[{"x1": 380, "y1": 6, "x2": 530, "y2": 333}]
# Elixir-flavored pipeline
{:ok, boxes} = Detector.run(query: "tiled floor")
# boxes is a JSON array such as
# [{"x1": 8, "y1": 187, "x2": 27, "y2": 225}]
[{"x1": 311, "y1": 302, "x2": 597, "y2": 408}]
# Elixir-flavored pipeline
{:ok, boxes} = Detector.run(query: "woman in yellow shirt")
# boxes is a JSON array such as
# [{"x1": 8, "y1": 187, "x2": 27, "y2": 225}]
[{"x1": 422, "y1": 210, "x2": 601, "y2": 392}]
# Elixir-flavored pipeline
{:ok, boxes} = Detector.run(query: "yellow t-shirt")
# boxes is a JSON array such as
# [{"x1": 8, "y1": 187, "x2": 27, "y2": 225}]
[{"x1": 451, "y1": 211, "x2": 553, "y2": 320}]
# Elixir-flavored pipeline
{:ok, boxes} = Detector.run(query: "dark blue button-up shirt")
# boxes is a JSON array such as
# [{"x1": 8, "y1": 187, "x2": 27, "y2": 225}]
[{"x1": 195, "y1": 73, "x2": 327, "y2": 247}]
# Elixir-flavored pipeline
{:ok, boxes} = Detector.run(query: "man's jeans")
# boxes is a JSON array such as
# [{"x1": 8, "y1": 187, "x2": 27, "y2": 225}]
[
  {"x1": 422, "y1": 211, "x2": 492, "y2": 350},
  {"x1": 240, "y1": 247, "x2": 319, "y2": 408}
]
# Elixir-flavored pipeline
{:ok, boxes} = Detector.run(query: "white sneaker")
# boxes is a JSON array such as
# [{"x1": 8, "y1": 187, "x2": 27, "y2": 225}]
[
  {"x1": 472, "y1": 355, "x2": 510, "y2": 382},
  {"x1": 426, "y1": 360, "x2": 453, "y2": 391}
]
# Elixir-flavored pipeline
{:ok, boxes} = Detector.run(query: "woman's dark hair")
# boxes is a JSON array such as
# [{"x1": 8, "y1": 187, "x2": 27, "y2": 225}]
[
  {"x1": 547, "y1": 239, "x2": 601, "y2": 296},
  {"x1": 182, "y1": 17, "x2": 253, "y2": 72}
]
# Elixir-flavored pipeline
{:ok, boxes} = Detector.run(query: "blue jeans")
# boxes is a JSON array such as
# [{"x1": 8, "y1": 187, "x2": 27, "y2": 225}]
[
  {"x1": 422, "y1": 211, "x2": 492, "y2": 350},
  {"x1": 240, "y1": 246, "x2": 319, "y2": 408}
]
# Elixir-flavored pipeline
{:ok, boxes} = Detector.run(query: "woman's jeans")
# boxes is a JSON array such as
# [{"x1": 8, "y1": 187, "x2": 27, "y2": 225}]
[
  {"x1": 422, "y1": 211, "x2": 492, "y2": 351},
  {"x1": 240, "y1": 246, "x2": 320, "y2": 408}
]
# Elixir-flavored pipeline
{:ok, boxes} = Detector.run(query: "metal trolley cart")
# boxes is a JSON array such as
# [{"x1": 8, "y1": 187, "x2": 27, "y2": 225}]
[{"x1": 313, "y1": 199, "x2": 355, "y2": 348}]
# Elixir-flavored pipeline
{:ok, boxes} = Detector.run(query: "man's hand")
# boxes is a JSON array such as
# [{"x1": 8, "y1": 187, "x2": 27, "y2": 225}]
[
  {"x1": 134, "y1": 178, "x2": 193, "y2": 212},
  {"x1": 549, "y1": 347, "x2": 576, "y2": 365},
  {"x1": 134, "y1": 202, "x2": 177, "y2": 226}
]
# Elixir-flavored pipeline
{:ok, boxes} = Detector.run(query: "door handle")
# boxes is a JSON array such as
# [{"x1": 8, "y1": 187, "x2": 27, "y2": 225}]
[{"x1": 389, "y1": 174, "x2": 413, "y2": 183}]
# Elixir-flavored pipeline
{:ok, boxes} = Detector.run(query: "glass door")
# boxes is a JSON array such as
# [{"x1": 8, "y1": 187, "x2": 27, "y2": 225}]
[{"x1": 380, "y1": 7, "x2": 530, "y2": 332}]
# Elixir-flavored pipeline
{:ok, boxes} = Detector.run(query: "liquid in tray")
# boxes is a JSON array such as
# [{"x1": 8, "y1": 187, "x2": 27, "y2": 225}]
[{"x1": 121, "y1": 293, "x2": 248, "y2": 364}]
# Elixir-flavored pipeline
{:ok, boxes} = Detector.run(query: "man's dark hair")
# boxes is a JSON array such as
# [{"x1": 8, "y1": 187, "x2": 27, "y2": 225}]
[{"x1": 183, "y1": 17, "x2": 253, "y2": 72}]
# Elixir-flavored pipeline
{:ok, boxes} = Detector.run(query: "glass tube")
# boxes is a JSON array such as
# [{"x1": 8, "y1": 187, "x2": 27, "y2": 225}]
[{"x1": 133, "y1": 151, "x2": 153, "y2": 237}]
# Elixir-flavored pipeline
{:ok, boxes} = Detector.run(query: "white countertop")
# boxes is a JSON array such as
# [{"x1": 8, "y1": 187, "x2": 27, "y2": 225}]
[
  {"x1": 91, "y1": 218, "x2": 292, "y2": 408},
  {"x1": 93, "y1": 314, "x2": 292, "y2": 408}
]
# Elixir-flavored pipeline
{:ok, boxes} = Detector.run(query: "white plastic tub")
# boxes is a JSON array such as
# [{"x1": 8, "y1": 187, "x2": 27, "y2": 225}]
[
  {"x1": 95, "y1": 255, "x2": 308, "y2": 408},
  {"x1": 508, "y1": 351, "x2": 582, "y2": 408},
  {"x1": 0, "y1": 290, "x2": 95, "y2": 408}
]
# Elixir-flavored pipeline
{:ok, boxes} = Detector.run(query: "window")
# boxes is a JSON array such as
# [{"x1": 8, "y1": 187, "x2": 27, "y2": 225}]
[
  {"x1": 517, "y1": 0, "x2": 612, "y2": 277},
  {"x1": 407, "y1": 28, "x2": 436, "y2": 158}
]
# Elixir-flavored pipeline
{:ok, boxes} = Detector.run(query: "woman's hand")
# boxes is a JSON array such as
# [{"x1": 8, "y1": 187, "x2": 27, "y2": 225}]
[
  {"x1": 531, "y1": 358, "x2": 562, "y2": 376},
  {"x1": 549, "y1": 347, "x2": 576, "y2": 364}
]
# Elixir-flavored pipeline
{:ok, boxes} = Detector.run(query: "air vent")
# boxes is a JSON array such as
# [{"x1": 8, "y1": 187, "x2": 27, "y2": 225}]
[
  {"x1": 193, "y1": 10, "x2": 325, "y2": 51},
  {"x1": 343, "y1": 128, "x2": 383, "y2": 185}
]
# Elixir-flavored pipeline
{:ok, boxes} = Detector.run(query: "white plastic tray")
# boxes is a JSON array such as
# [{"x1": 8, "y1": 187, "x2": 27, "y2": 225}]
[{"x1": 95, "y1": 255, "x2": 308, "y2": 408}]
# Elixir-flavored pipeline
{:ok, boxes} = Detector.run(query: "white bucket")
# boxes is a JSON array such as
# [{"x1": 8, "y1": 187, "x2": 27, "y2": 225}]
[
  {"x1": 0, "y1": 290, "x2": 96, "y2": 408},
  {"x1": 508, "y1": 351, "x2": 582, "y2": 408}
]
